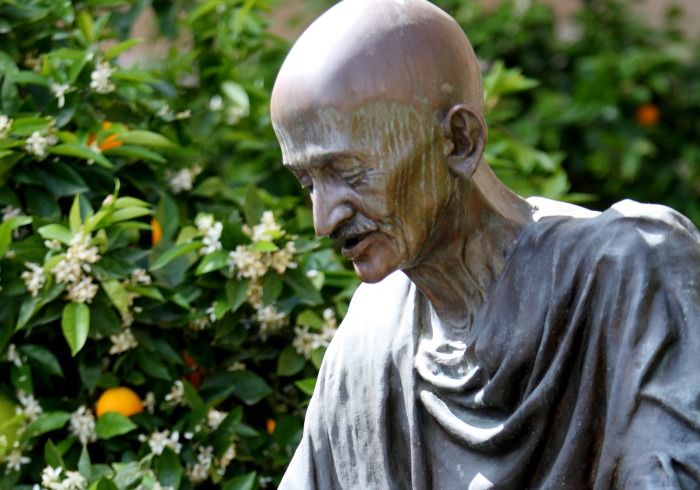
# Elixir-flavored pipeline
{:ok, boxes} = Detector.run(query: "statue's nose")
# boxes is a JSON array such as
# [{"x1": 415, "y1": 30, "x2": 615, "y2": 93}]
[{"x1": 312, "y1": 183, "x2": 354, "y2": 237}]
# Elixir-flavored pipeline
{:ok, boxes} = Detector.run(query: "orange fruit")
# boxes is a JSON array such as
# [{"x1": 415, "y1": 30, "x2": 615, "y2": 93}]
[
  {"x1": 636, "y1": 104, "x2": 660, "y2": 127},
  {"x1": 151, "y1": 218, "x2": 163, "y2": 246},
  {"x1": 95, "y1": 387, "x2": 143, "y2": 418}
]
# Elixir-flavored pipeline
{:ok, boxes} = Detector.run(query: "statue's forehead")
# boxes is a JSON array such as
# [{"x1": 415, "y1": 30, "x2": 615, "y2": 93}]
[{"x1": 273, "y1": 102, "x2": 436, "y2": 166}]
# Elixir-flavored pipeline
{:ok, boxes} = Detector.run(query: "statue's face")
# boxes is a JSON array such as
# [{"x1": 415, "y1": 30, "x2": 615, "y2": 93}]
[{"x1": 277, "y1": 102, "x2": 454, "y2": 283}]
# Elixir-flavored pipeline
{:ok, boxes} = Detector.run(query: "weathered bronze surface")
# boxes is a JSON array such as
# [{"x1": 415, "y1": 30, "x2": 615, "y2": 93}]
[{"x1": 271, "y1": 0, "x2": 700, "y2": 488}]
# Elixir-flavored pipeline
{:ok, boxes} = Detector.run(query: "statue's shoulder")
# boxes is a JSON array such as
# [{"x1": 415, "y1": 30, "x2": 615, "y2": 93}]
[{"x1": 522, "y1": 197, "x2": 700, "y2": 270}]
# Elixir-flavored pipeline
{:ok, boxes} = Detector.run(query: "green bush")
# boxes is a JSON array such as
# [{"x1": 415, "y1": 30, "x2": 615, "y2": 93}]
[
  {"x1": 442, "y1": 0, "x2": 700, "y2": 224},
  {"x1": 0, "y1": 0, "x2": 569, "y2": 488}
]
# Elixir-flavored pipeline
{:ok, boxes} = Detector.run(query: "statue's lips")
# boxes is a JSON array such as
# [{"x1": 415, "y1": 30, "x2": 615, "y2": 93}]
[{"x1": 340, "y1": 231, "x2": 374, "y2": 260}]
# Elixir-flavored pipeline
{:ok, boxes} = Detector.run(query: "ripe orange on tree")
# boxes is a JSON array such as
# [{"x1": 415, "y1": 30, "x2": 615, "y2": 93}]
[{"x1": 95, "y1": 387, "x2": 143, "y2": 418}]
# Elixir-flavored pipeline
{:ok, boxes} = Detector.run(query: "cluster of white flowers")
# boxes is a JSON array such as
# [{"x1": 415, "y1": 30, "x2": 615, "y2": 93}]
[
  {"x1": 0, "y1": 114, "x2": 12, "y2": 138},
  {"x1": 21, "y1": 262, "x2": 46, "y2": 297},
  {"x1": 138, "y1": 429, "x2": 182, "y2": 455},
  {"x1": 165, "y1": 164, "x2": 202, "y2": 194},
  {"x1": 217, "y1": 443, "x2": 237, "y2": 473},
  {"x1": 164, "y1": 380, "x2": 186, "y2": 406},
  {"x1": 69, "y1": 406, "x2": 97, "y2": 445},
  {"x1": 40, "y1": 466, "x2": 86, "y2": 490},
  {"x1": 195, "y1": 213, "x2": 223, "y2": 255},
  {"x1": 292, "y1": 308, "x2": 339, "y2": 359},
  {"x1": 229, "y1": 212, "x2": 298, "y2": 280},
  {"x1": 90, "y1": 61, "x2": 116, "y2": 94},
  {"x1": 16, "y1": 390, "x2": 43, "y2": 422},
  {"x1": 25, "y1": 131, "x2": 57, "y2": 157},
  {"x1": 206, "y1": 407, "x2": 228, "y2": 431},
  {"x1": 185, "y1": 445, "x2": 214, "y2": 484},
  {"x1": 1, "y1": 441, "x2": 30, "y2": 474},
  {"x1": 109, "y1": 328, "x2": 138, "y2": 355},
  {"x1": 2, "y1": 205, "x2": 23, "y2": 223},
  {"x1": 256, "y1": 304, "x2": 288, "y2": 337},
  {"x1": 51, "y1": 232, "x2": 101, "y2": 304},
  {"x1": 118, "y1": 268, "x2": 153, "y2": 327},
  {"x1": 3, "y1": 343, "x2": 23, "y2": 367}
]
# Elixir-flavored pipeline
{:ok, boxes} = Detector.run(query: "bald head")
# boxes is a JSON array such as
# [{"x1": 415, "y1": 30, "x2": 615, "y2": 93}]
[{"x1": 271, "y1": 0, "x2": 484, "y2": 164}]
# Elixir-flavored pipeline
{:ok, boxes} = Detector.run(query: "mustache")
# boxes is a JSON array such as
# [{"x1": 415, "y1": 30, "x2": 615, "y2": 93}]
[{"x1": 329, "y1": 220, "x2": 378, "y2": 242}]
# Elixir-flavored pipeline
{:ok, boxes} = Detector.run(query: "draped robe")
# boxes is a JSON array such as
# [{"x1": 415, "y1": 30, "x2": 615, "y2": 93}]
[{"x1": 279, "y1": 200, "x2": 700, "y2": 489}]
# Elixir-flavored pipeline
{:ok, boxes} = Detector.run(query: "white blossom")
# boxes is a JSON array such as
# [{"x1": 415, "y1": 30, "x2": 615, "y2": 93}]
[
  {"x1": 246, "y1": 280, "x2": 263, "y2": 309},
  {"x1": 208, "y1": 95, "x2": 223, "y2": 111},
  {"x1": 25, "y1": 131, "x2": 51, "y2": 156},
  {"x1": 101, "y1": 194, "x2": 115, "y2": 207},
  {"x1": 21, "y1": 262, "x2": 46, "y2": 297},
  {"x1": 174, "y1": 110, "x2": 191, "y2": 120},
  {"x1": 143, "y1": 392, "x2": 156, "y2": 414},
  {"x1": 16, "y1": 390, "x2": 42, "y2": 422},
  {"x1": 165, "y1": 165, "x2": 202, "y2": 194},
  {"x1": 217, "y1": 443, "x2": 237, "y2": 470},
  {"x1": 1, "y1": 205, "x2": 23, "y2": 222},
  {"x1": 206, "y1": 408, "x2": 227, "y2": 431},
  {"x1": 69, "y1": 406, "x2": 96, "y2": 445},
  {"x1": 61, "y1": 470, "x2": 86, "y2": 490},
  {"x1": 41, "y1": 465, "x2": 63, "y2": 488},
  {"x1": 44, "y1": 239, "x2": 62, "y2": 250},
  {"x1": 130, "y1": 268, "x2": 152, "y2": 285},
  {"x1": 228, "y1": 245, "x2": 267, "y2": 280},
  {"x1": 139, "y1": 429, "x2": 182, "y2": 455},
  {"x1": 109, "y1": 328, "x2": 138, "y2": 355},
  {"x1": 225, "y1": 105, "x2": 249, "y2": 125},
  {"x1": 185, "y1": 445, "x2": 214, "y2": 484},
  {"x1": 164, "y1": 380, "x2": 186, "y2": 406},
  {"x1": 90, "y1": 61, "x2": 116, "y2": 94},
  {"x1": 4, "y1": 343, "x2": 23, "y2": 367},
  {"x1": 188, "y1": 316, "x2": 211, "y2": 331},
  {"x1": 66, "y1": 276, "x2": 99, "y2": 304},
  {"x1": 227, "y1": 360, "x2": 246, "y2": 371},
  {"x1": 243, "y1": 211, "x2": 281, "y2": 243},
  {"x1": 269, "y1": 241, "x2": 297, "y2": 274},
  {"x1": 292, "y1": 308, "x2": 338, "y2": 359},
  {"x1": 256, "y1": 304, "x2": 288, "y2": 336},
  {"x1": 0, "y1": 114, "x2": 12, "y2": 138},
  {"x1": 51, "y1": 82, "x2": 70, "y2": 109},
  {"x1": 3, "y1": 444, "x2": 31, "y2": 474},
  {"x1": 195, "y1": 213, "x2": 223, "y2": 255}
]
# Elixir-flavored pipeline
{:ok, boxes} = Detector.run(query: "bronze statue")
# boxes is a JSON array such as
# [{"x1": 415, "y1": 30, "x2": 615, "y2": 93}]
[{"x1": 271, "y1": 0, "x2": 700, "y2": 488}]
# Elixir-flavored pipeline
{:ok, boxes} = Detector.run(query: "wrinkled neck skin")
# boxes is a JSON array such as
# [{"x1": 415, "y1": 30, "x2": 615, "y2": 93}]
[{"x1": 406, "y1": 164, "x2": 534, "y2": 335}]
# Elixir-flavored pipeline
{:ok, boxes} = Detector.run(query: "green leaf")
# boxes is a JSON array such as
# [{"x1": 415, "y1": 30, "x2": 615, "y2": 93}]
[
  {"x1": 69, "y1": 194, "x2": 82, "y2": 234},
  {"x1": 26, "y1": 411, "x2": 71, "y2": 438},
  {"x1": 283, "y1": 268, "x2": 323, "y2": 305},
  {"x1": 277, "y1": 346, "x2": 306, "y2": 377},
  {"x1": 95, "y1": 412, "x2": 137, "y2": 439},
  {"x1": 38, "y1": 224, "x2": 73, "y2": 245},
  {"x1": 249, "y1": 240, "x2": 279, "y2": 252},
  {"x1": 262, "y1": 272, "x2": 283, "y2": 305},
  {"x1": 36, "y1": 161, "x2": 89, "y2": 197},
  {"x1": 296, "y1": 309, "x2": 324, "y2": 329},
  {"x1": 244, "y1": 185, "x2": 264, "y2": 226},
  {"x1": 156, "y1": 447, "x2": 183, "y2": 489},
  {"x1": 88, "y1": 477, "x2": 119, "y2": 490},
  {"x1": 19, "y1": 345, "x2": 64, "y2": 378},
  {"x1": 13, "y1": 71, "x2": 50, "y2": 87},
  {"x1": 128, "y1": 285, "x2": 164, "y2": 302},
  {"x1": 61, "y1": 302, "x2": 90, "y2": 356},
  {"x1": 78, "y1": 445, "x2": 91, "y2": 481},
  {"x1": 15, "y1": 296, "x2": 41, "y2": 331},
  {"x1": 113, "y1": 197, "x2": 150, "y2": 209},
  {"x1": 225, "y1": 278, "x2": 249, "y2": 313},
  {"x1": 44, "y1": 440, "x2": 65, "y2": 470},
  {"x1": 150, "y1": 241, "x2": 202, "y2": 271},
  {"x1": 111, "y1": 69, "x2": 160, "y2": 84},
  {"x1": 109, "y1": 206, "x2": 152, "y2": 223},
  {"x1": 295, "y1": 378, "x2": 317, "y2": 396},
  {"x1": 195, "y1": 249, "x2": 229, "y2": 275},
  {"x1": 222, "y1": 472, "x2": 257, "y2": 490},
  {"x1": 48, "y1": 144, "x2": 113, "y2": 168},
  {"x1": 104, "y1": 145, "x2": 165, "y2": 163},
  {"x1": 10, "y1": 117, "x2": 52, "y2": 136},
  {"x1": 119, "y1": 130, "x2": 177, "y2": 149},
  {"x1": 100, "y1": 279, "x2": 129, "y2": 316},
  {"x1": 0, "y1": 215, "x2": 32, "y2": 257},
  {"x1": 76, "y1": 10, "x2": 94, "y2": 43},
  {"x1": 104, "y1": 39, "x2": 143, "y2": 60},
  {"x1": 200, "y1": 371, "x2": 273, "y2": 406}
]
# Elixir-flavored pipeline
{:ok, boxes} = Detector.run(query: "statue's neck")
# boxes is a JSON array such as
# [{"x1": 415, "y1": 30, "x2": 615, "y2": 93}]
[{"x1": 404, "y1": 164, "x2": 534, "y2": 333}]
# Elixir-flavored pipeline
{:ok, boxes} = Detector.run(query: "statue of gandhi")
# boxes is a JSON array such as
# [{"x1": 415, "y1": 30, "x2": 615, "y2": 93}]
[{"x1": 271, "y1": 0, "x2": 700, "y2": 488}]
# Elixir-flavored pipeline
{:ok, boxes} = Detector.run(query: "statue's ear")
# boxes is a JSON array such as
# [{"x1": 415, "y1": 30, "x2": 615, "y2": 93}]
[{"x1": 442, "y1": 104, "x2": 487, "y2": 179}]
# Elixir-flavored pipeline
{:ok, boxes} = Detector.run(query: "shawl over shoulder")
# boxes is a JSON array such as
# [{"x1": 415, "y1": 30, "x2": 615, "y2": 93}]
[{"x1": 280, "y1": 201, "x2": 700, "y2": 489}]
